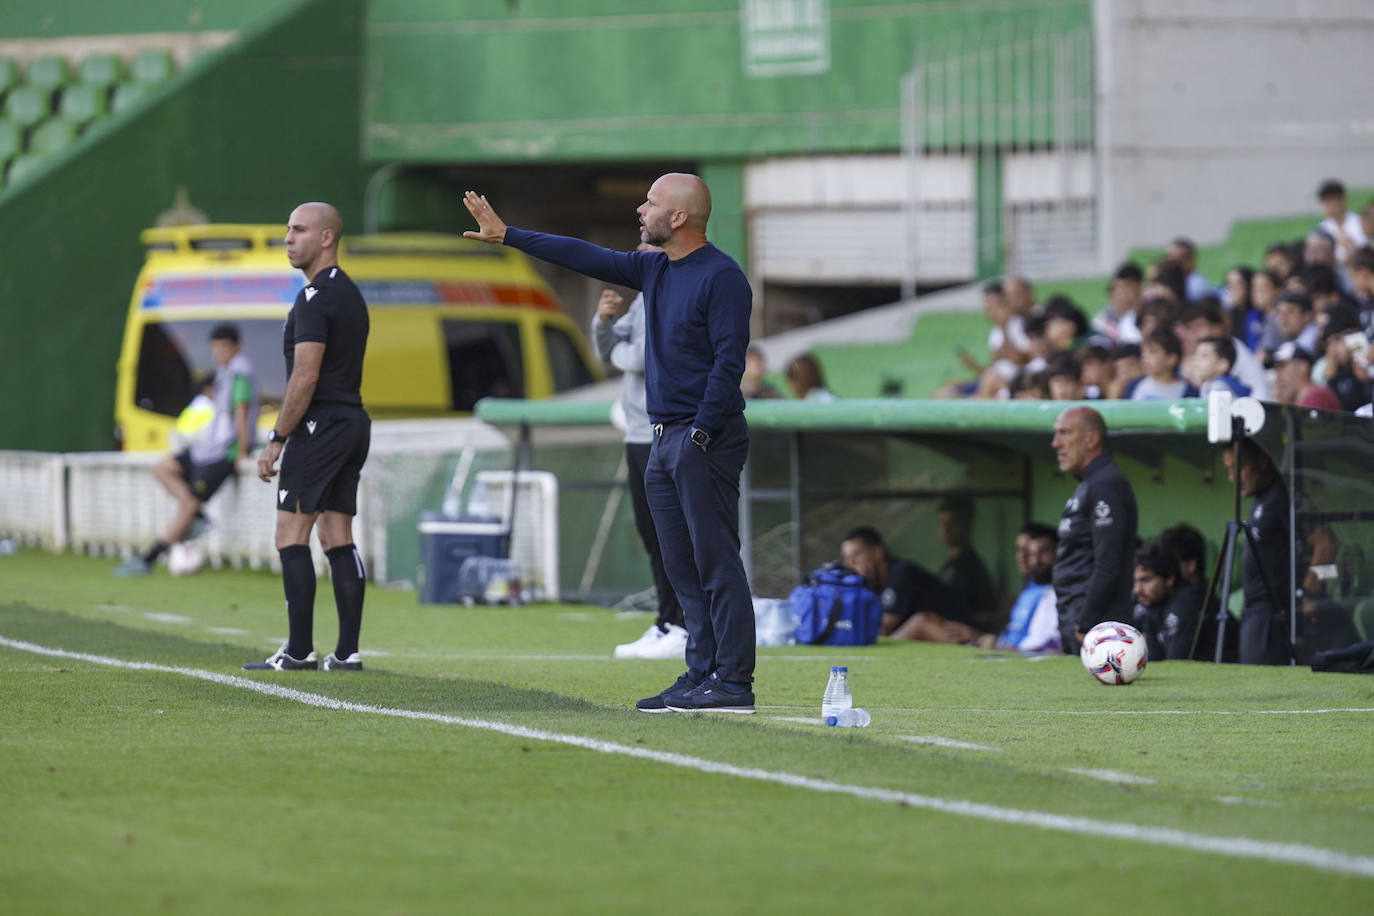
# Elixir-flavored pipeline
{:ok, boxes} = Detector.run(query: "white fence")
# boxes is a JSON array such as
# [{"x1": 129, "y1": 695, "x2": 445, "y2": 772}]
[{"x1": 0, "y1": 419, "x2": 560, "y2": 596}]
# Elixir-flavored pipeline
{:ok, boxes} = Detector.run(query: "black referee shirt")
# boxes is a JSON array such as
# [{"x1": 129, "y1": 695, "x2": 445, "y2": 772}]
[{"x1": 283, "y1": 265, "x2": 369, "y2": 413}]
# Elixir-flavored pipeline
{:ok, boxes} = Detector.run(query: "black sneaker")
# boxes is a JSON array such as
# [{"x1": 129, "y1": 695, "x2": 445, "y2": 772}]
[
  {"x1": 242, "y1": 646, "x2": 317, "y2": 671},
  {"x1": 666, "y1": 674, "x2": 755, "y2": 714},
  {"x1": 636, "y1": 672, "x2": 701, "y2": 713},
  {"x1": 322, "y1": 652, "x2": 363, "y2": 671}
]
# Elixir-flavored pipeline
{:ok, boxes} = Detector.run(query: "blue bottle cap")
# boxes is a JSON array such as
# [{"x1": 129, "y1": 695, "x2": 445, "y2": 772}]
[
  {"x1": 835, "y1": 666, "x2": 848, "y2": 673},
  {"x1": 830, "y1": 665, "x2": 840, "y2": 673},
  {"x1": 825, "y1": 716, "x2": 838, "y2": 726}
]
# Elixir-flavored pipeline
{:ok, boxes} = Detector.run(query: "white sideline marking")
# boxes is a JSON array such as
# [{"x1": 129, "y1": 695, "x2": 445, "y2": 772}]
[
  {"x1": 960, "y1": 707, "x2": 1374, "y2": 717},
  {"x1": 144, "y1": 613, "x2": 194, "y2": 625},
  {"x1": 769, "y1": 716, "x2": 824, "y2": 725},
  {"x1": 1217, "y1": 796, "x2": 1285, "y2": 808},
  {"x1": 1065, "y1": 768, "x2": 1158, "y2": 786},
  {"x1": 900, "y1": 735, "x2": 1000, "y2": 752},
  {"x1": 2, "y1": 634, "x2": 1373, "y2": 880},
  {"x1": 205, "y1": 627, "x2": 253, "y2": 637}
]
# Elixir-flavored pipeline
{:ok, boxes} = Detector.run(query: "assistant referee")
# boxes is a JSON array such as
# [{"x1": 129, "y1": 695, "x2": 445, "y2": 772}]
[
  {"x1": 463, "y1": 176, "x2": 757, "y2": 714},
  {"x1": 245, "y1": 202, "x2": 372, "y2": 673}
]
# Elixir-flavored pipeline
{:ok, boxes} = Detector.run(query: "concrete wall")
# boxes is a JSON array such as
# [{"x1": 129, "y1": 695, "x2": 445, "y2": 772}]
[{"x1": 1096, "y1": 0, "x2": 1374, "y2": 260}]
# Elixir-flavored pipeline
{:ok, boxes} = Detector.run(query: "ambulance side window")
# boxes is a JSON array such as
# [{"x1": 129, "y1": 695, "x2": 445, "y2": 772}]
[
  {"x1": 542, "y1": 325, "x2": 595, "y2": 392},
  {"x1": 442, "y1": 319, "x2": 525, "y2": 409}
]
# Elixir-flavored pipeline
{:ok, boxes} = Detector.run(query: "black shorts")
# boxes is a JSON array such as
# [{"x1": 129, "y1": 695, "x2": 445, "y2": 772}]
[
  {"x1": 176, "y1": 453, "x2": 235, "y2": 502},
  {"x1": 277, "y1": 409, "x2": 371, "y2": 515}
]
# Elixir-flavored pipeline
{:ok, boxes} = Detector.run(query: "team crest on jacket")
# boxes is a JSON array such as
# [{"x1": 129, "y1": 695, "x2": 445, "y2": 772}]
[{"x1": 1094, "y1": 499, "x2": 1112, "y2": 526}]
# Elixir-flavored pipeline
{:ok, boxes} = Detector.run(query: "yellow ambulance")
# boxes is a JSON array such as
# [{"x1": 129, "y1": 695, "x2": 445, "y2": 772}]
[{"x1": 115, "y1": 224, "x2": 602, "y2": 451}]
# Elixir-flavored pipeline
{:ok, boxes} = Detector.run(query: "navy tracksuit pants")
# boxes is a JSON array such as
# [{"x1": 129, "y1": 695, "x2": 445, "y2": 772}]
[{"x1": 644, "y1": 414, "x2": 755, "y2": 684}]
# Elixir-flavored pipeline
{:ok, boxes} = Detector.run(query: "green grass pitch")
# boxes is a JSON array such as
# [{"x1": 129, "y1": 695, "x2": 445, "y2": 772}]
[{"x1": 2, "y1": 549, "x2": 1373, "y2": 914}]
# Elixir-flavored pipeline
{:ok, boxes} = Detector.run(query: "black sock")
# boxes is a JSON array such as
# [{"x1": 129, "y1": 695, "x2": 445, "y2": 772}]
[
  {"x1": 327, "y1": 544, "x2": 366, "y2": 659},
  {"x1": 143, "y1": 541, "x2": 168, "y2": 563},
  {"x1": 279, "y1": 545, "x2": 315, "y2": 659}
]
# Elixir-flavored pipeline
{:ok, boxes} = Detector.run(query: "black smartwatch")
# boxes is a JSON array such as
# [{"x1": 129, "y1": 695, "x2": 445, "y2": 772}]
[
  {"x1": 690, "y1": 427, "x2": 710, "y2": 448},
  {"x1": 267, "y1": 429, "x2": 285, "y2": 444}
]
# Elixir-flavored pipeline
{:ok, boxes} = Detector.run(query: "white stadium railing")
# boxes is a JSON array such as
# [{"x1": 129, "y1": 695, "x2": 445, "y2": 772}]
[{"x1": 0, "y1": 419, "x2": 560, "y2": 598}]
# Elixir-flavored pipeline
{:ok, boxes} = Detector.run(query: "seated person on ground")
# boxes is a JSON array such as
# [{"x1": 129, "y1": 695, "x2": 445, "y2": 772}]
[
  {"x1": 1159, "y1": 523, "x2": 1207, "y2": 590},
  {"x1": 979, "y1": 523, "x2": 1060, "y2": 652},
  {"x1": 1130, "y1": 539, "x2": 1203, "y2": 661},
  {"x1": 935, "y1": 497, "x2": 1004, "y2": 634},
  {"x1": 840, "y1": 526, "x2": 968, "y2": 644}
]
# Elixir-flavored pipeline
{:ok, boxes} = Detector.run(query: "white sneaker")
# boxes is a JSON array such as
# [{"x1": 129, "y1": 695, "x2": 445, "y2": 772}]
[
  {"x1": 637, "y1": 623, "x2": 688, "y2": 660},
  {"x1": 614, "y1": 624, "x2": 666, "y2": 659}
]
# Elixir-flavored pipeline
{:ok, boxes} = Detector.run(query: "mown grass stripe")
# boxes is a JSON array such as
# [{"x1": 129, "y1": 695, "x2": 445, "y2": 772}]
[{"x1": 4, "y1": 632, "x2": 1373, "y2": 880}]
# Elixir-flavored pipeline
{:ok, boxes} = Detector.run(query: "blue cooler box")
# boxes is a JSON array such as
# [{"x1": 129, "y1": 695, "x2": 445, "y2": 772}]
[{"x1": 418, "y1": 512, "x2": 507, "y2": 604}]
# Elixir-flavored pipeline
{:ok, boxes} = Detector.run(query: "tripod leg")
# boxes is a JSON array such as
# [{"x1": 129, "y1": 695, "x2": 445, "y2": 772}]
[{"x1": 1215, "y1": 521, "x2": 1240, "y2": 664}]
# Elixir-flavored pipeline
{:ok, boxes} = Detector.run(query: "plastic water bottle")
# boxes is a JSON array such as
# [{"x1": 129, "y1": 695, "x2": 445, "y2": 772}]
[
  {"x1": 821, "y1": 666, "x2": 852, "y2": 721},
  {"x1": 826, "y1": 708, "x2": 871, "y2": 728}
]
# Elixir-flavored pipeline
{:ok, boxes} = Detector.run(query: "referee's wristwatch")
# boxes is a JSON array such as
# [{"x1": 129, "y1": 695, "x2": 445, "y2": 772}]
[
  {"x1": 267, "y1": 429, "x2": 286, "y2": 445},
  {"x1": 690, "y1": 427, "x2": 710, "y2": 448}
]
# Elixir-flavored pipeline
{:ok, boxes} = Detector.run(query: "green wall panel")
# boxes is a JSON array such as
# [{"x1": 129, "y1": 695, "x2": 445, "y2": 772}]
[
  {"x1": 0, "y1": 1, "x2": 290, "y2": 37},
  {"x1": 0, "y1": 0, "x2": 368, "y2": 452},
  {"x1": 364, "y1": 0, "x2": 1091, "y2": 163}
]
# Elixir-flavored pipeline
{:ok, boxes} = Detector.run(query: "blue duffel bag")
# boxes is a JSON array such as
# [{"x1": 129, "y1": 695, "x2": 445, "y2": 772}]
[{"x1": 788, "y1": 564, "x2": 883, "y2": 646}]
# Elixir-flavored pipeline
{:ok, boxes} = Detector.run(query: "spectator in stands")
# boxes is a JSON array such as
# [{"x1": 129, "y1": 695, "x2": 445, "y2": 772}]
[
  {"x1": 1223, "y1": 266, "x2": 1264, "y2": 350},
  {"x1": 1011, "y1": 369, "x2": 1050, "y2": 400},
  {"x1": 1145, "y1": 260, "x2": 1187, "y2": 308},
  {"x1": 1193, "y1": 336, "x2": 1251, "y2": 398},
  {"x1": 935, "y1": 496, "x2": 1003, "y2": 635},
  {"x1": 741, "y1": 345, "x2": 782, "y2": 399},
  {"x1": 1274, "y1": 292, "x2": 1322, "y2": 355},
  {"x1": 1130, "y1": 539, "x2": 1203, "y2": 661},
  {"x1": 1046, "y1": 354, "x2": 1084, "y2": 401},
  {"x1": 114, "y1": 324, "x2": 258, "y2": 577},
  {"x1": 1317, "y1": 179, "x2": 1368, "y2": 264},
  {"x1": 1132, "y1": 330, "x2": 1197, "y2": 400},
  {"x1": 1252, "y1": 268, "x2": 1286, "y2": 356},
  {"x1": 1272, "y1": 343, "x2": 1341, "y2": 410},
  {"x1": 1303, "y1": 263, "x2": 1360, "y2": 315},
  {"x1": 1022, "y1": 313, "x2": 1052, "y2": 374},
  {"x1": 1362, "y1": 201, "x2": 1374, "y2": 249},
  {"x1": 1315, "y1": 315, "x2": 1372, "y2": 411},
  {"x1": 785, "y1": 352, "x2": 835, "y2": 401},
  {"x1": 1349, "y1": 247, "x2": 1374, "y2": 329},
  {"x1": 1044, "y1": 295, "x2": 1089, "y2": 354},
  {"x1": 1091, "y1": 262, "x2": 1144, "y2": 344},
  {"x1": 1106, "y1": 342, "x2": 1143, "y2": 399},
  {"x1": 1159, "y1": 523, "x2": 1207, "y2": 589},
  {"x1": 978, "y1": 523, "x2": 1060, "y2": 652},
  {"x1": 1264, "y1": 241, "x2": 1298, "y2": 284},
  {"x1": 1077, "y1": 341, "x2": 1112, "y2": 399},
  {"x1": 1136, "y1": 293, "x2": 1181, "y2": 341},
  {"x1": 1004, "y1": 275, "x2": 1038, "y2": 319},
  {"x1": 1051, "y1": 407, "x2": 1138, "y2": 652},
  {"x1": 840, "y1": 526, "x2": 966, "y2": 643},
  {"x1": 939, "y1": 281, "x2": 1028, "y2": 398},
  {"x1": 1168, "y1": 237, "x2": 1214, "y2": 300},
  {"x1": 1174, "y1": 298, "x2": 1269, "y2": 398}
]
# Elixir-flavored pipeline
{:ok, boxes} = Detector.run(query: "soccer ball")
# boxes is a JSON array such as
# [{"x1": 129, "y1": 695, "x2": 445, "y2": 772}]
[
  {"x1": 1081, "y1": 621, "x2": 1148, "y2": 685},
  {"x1": 166, "y1": 541, "x2": 207, "y2": 577}
]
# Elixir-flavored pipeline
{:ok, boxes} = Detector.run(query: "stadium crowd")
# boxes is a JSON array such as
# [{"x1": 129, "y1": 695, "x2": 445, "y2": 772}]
[{"x1": 933, "y1": 179, "x2": 1374, "y2": 412}]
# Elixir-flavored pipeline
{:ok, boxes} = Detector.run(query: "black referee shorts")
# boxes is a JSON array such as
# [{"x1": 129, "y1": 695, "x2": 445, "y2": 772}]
[
  {"x1": 176, "y1": 453, "x2": 235, "y2": 503},
  {"x1": 277, "y1": 409, "x2": 371, "y2": 516}
]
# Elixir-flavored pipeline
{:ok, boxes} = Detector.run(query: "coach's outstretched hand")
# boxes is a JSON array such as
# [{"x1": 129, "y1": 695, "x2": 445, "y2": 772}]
[{"x1": 462, "y1": 191, "x2": 507, "y2": 244}]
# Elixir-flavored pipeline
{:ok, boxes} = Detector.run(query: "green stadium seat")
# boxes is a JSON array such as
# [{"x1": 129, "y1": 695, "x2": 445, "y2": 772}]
[
  {"x1": 30, "y1": 118, "x2": 78, "y2": 155},
  {"x1": 3, "y1": 85, "x2": 51, "y2": 129},
  {"x1": 6, "y1": 152, "x2": 48, "y2": 185},
  {"x1": 78, "y1": 53, "x2": 124, "y2": 90},
  {"x1": 0, "y1": 119, "x2": 20, "y2": 162},
  {"x1": 111, "y1": 81, "x2": 149, "y2": 113},
  {"x1": 59, "y1": 83, "x2": 106, "y2": 126},
  {"x1": 26, "y1": 55, "x2": 70, "y2": 92},
  {"x1": 0, "y1": 57, "x2": 17, "y2": 95},
  {"x1": 130, "y1": 49, "x2": 175, "y2": 84}
]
